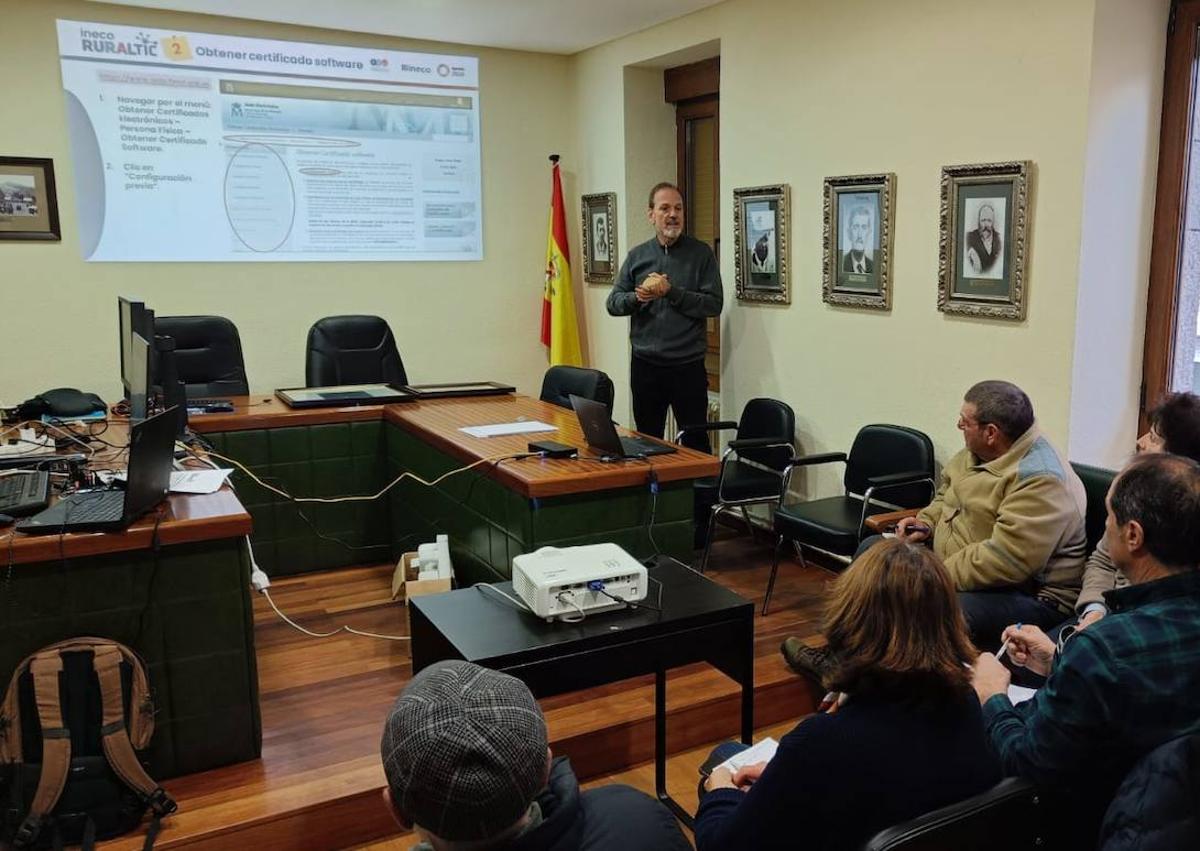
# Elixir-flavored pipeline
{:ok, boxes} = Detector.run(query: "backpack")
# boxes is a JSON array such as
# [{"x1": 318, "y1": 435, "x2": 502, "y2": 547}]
[{"x1": 0, "y1": 638, "x2": 177, "y2": 850}]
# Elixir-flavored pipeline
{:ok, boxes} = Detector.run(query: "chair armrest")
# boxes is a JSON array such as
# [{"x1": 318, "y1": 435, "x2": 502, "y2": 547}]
[
  {"x1": 865, "y1": 470, "x2": 930, "y2": 487},
  {"x1": 793, "y1": 451, "x2": 848, "y2": 467},
  {"x1": 863, "y1": 508, "x2": 919, "y2": 534},
  {"x1": 728, "y1": 437, "x2": 795, "y2": 452},
  {"x1": 675, "y1": 420, "x2": 739, "y2": 443}
]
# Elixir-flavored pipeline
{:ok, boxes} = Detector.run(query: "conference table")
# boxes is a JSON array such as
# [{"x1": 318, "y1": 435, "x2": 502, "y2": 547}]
[
  {"x1": 1, "y1": 424, "x2": 259, "y2": 781},
  {"x1": 4, "y1": 391, "x2": 717, "y2": 778},
  {"x1": 190, "y1": 392, "x2": 719, "y2": 585}
]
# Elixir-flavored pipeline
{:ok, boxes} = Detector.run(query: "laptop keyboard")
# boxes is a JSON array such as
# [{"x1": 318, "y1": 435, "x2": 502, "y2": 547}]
[{"x1": 57, "y1": 490, "x2": 126, "y2": 523}]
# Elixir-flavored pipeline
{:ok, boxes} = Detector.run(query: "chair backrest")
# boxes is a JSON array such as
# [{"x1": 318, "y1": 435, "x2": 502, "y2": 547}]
[
  {"x1": 1070, "y1": 462, "x2": 1117, "y2": 555},
  {"x1": 734, "y1": 397, "x2": 795, "y2": 471},
  {"x1": 154, "y1": 315, "x2": 249, "y2": 397},
  {"x1": 1099, "y1": 733, "x2": 1200, "y2": 851},
  {"x1": 860, "y1": 777, "x2": 1045, "y2": 851},
  {"x1": 540, "y1": 366, "x2": 614, "y2": 413},
  {"x1": 305, "y1": 315, "x2": 407, "y2": 388},
  {"x1": 845, "y1": 424, "x2": 935, "y2": 508}
]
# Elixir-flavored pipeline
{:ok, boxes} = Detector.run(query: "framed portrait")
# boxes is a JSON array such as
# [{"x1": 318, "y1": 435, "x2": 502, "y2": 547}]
[
  {"x1": 0, "y1": 157, "x2": 60, "y2": 241},
  {"x1": 938, "y1": 161, "x2": 1032, "y2": 320},
  {"x1": 734, "y1": 184, "x2": 790, "y2": 304},
  {"x1": 581, "y1": 192, "x2": 617, "y2": 284},
  {"x1": 822, "y1": 173, "x2": 896, "y2": 310}
]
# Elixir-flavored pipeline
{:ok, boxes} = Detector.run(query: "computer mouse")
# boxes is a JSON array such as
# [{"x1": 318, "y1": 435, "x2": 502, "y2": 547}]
[{"x1": 0, "y1": 514, "x2": 14, "y2": 526}]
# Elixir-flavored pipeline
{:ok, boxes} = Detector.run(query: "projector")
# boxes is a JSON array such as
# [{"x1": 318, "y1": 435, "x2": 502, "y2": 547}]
[{"x1": 511, "y1": 543, "x2": 648, "y2": 621}]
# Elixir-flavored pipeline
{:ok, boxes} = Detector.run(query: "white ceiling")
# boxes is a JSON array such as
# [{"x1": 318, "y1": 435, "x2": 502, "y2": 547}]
[{"x1": 88, "y1": 0, "x2": 726, "y2": 55}]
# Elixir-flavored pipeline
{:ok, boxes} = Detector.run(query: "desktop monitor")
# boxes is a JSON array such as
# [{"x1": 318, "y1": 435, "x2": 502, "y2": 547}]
[
  {"x1": 117, "y1": 296, "x2": 154, "y2": 398},
  {"x1": 128, "y1": 332, "x2": 151, "y2": 422}
]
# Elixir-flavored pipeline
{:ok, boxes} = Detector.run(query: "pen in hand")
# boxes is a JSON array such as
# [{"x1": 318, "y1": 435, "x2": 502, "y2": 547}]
[{"x1": 995, "y1": 622, "x2": 1022, "y2": 661}]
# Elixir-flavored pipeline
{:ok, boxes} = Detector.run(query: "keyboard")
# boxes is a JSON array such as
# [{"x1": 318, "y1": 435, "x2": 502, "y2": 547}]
[
  {"x1": 0, "y1": 471, "x2": 51, "y2": 516},
  {"x1": 19, "y1": 490, "x2": 127, "y2": 532}
]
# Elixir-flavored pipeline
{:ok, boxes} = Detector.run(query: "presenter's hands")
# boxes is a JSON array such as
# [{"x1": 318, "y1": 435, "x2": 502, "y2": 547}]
[
  {"x1": 635, "y1": 273, "x2": 671, "y2": 302},
  {"x1": 1076, "y1": 609, "x2": 1105, "y2": 632},
  {"x1": 967, "y1": 247, "x2": 982, "y2": 275},
  {"x1": 1002, "y1": 623, "x2": 1055, "y2": 676},
  {"x1": 971, "y1": 652, "x2": 1011, "y2": 704},
  {"x1": 895, "y1": 516, "x2": 931, "y2": 543}
]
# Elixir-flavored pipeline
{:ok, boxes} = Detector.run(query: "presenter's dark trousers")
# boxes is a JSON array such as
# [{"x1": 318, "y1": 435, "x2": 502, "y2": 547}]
[{"x1": 630, "y1": 356, "x2": 710, "y2": 454}]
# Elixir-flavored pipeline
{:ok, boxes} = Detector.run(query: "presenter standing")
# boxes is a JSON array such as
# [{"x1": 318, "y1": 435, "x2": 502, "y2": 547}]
[{"x1": 606, "y1": 182, "x2": 723, "y2": 453}]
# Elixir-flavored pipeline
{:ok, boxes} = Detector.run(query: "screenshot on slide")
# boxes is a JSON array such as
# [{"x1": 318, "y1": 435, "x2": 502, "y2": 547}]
[{"x1": 56, "y1": 20, "x2": 482, "y2": 262}]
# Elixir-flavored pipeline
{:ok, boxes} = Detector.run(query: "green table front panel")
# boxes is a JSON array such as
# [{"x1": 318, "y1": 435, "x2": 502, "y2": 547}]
[
  {"x1": 205, "y1": 421, "x2": 391, "y2": 576},
  {"x1": 1, "y1": 539, "x2": 261, "y2": 780},
  {"x1": 385, "y1": 424, "x2": 694, "y2": 585}
]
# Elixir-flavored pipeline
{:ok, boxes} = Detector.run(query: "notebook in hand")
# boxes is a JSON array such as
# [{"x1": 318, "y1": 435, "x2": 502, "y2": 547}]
[
  {"x1": 16, "y1": 408, "x2": 177, "y2": 535},
  {"x1": 569, "y1": 395, "x2": 677, "y2": 459}
]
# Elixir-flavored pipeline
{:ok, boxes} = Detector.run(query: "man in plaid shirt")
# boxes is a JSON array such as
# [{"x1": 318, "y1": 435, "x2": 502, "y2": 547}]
[{"x1": 972, "y1": 453, "x2": 1200, "y2": 841}]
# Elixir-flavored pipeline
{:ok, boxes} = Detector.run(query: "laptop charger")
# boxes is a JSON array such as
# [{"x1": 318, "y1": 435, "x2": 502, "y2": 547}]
[{"x1": 529, "y1": 440, "x2": 578, "y2": 458}]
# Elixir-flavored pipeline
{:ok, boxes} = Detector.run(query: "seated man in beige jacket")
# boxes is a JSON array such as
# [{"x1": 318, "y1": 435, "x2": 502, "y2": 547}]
[
  {"x1": 783, "y1": 381, "x2": 1087, "y2": 677},
  {"x1": 890, "y1": 381, "x2": 1086, "y2": 646}
]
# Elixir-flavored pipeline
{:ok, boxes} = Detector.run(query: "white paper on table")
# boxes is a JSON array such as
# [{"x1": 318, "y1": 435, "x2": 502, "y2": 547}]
[
  {"x1": 459, "y1": 421, "x2": 557, "y2": 438},
  {"x1": 716, "y1": 737, "x2": 779, "y2": 774},
  {"x1": 114, "y1": 468, "x2": 233, "y2": 494},
  {"x1": 1008, "y1": 685, "x2": 1038, "y2": 705}
]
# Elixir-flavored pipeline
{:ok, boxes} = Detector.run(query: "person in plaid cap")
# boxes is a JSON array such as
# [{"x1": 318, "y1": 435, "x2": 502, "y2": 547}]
[{"x1": 380, "y1": 660, "x2": 690, "y2": 850}]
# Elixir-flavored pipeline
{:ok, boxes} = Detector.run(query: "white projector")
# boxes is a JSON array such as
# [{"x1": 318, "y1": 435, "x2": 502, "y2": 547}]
[{"x1": 511, "y1": 543, "x2": 648, "y2": 621}]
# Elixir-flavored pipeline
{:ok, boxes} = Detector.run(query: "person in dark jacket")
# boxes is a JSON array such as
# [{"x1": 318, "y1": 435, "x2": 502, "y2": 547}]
[
  {"x1": 380, "y1": 660, "x2": 690, "y2": 851},
  {"x1": 606, "y1": 182, "x2": 722, "y2": 453},
  {"x1": 695, "y1": 539, "x2": 1001, "y2": 850},
  {"x1": 1099, "y1": 734, "x2": 1200, "y2": 851}
]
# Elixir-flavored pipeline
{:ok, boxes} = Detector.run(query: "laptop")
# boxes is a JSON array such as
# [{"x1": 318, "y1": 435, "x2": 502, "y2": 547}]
[
  {"x1": 16, "y1": 408, "x2": 178, "y2": 535},
  {"x1": 569, "y1": 395, "x2": 677, "y2": 459}
]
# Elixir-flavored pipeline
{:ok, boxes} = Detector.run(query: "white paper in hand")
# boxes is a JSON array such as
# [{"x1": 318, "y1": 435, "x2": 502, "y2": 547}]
[{"x1": 716, "y1": 737, "x2": 779, "y2": 774}]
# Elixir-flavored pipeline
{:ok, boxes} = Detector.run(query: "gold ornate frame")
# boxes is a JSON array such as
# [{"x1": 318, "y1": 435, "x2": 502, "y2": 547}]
[
  {"x1": 822, "y1": 173, "x2": 896, "y2": 310},
  {"x1": 581, "y1": 192, "x2": 617, "y2": 284},
  {"x1": 938, "y1": 161, "x2": 1032, "y2": 320},
  {"x1": 734, "y1": 184, "x2": 790, "y2": 305}
]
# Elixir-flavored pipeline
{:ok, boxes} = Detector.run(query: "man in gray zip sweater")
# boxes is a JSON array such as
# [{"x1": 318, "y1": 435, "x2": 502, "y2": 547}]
[{"x1": 606, "y1": 182, "x2": 723, "y2": 453}]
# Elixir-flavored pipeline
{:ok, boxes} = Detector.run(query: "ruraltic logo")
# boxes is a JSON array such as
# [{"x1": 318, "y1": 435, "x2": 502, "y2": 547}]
[{"x1": 80, "y1": 28, "x2": 160, "y2": 57}]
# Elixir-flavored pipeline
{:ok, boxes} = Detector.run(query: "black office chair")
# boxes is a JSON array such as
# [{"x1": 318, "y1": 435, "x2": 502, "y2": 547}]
[
  {"x1": 763, "y1": 424, "x2": 934, "y2": 614},
  {"x1": 860, "y1": 777, "x2": 1046, "y2": 850},
  {"x1": 1099, "y1": 734, "x2": 1200, "y2": 850},
  {"x1": 677, "y1": 398, "x2": 796, "y2": 574},
  {"x1": 1071, "y1": 462, "x2": 1116, "y2": 556},
  {"x1": 305, "y1": 315, "x2": 407, "y2": 387},
  {"x1": 154, "y1": 315, "x2": 249, "y2": 398},
  {"x1": 539, "y1": 366, "x2": 614, "y2": 413}
]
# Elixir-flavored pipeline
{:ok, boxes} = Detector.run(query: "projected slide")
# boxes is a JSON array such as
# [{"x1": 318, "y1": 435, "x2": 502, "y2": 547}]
[{"x1": 56, "y1": 20, "x2": 482, "y2": 262}]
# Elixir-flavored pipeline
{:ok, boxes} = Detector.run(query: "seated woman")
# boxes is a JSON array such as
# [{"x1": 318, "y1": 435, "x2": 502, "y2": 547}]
[{"x1": 695, "y1": 538, "x2": 1001, "y2": 850}]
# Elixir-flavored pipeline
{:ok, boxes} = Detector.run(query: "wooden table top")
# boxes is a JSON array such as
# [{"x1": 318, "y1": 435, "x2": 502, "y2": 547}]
[
  {"x1": 188, "y1": 392, "x2": 719, "y2": 498},
  {"x1": 4, "y1": 419, "x2": 252, "y2": 566},
  {"x1": 383, "y1": 395, "x2": 718, "y2": 498}
]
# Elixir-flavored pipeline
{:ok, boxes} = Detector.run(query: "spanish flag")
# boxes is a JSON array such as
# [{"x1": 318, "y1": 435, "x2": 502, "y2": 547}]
[{"x1": 541, "y1": 157, "x2": 584, "y2": 366}]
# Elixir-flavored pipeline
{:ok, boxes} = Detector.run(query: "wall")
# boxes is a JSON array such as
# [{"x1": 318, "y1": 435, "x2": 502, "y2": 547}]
[
  {"x1": 1068, "y1": 0, "x2": 1169, "y2": 468},
  {"x1": 573, "y1": 0, "x2": 1119, "y2": 495},
  {"x1": 0, "y1": 0, "x2": 572, "y2": 405}
]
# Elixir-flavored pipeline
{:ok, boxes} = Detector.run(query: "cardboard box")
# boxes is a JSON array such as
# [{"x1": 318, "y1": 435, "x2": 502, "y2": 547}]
[{"x1": 391, "y1": 551, "x2": 452, "y2": 604}]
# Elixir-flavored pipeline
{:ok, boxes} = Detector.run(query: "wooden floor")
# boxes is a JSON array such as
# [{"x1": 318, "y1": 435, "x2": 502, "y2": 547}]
[{"x1": 104, "y1": 529, "x2": 836, "y2": 850}]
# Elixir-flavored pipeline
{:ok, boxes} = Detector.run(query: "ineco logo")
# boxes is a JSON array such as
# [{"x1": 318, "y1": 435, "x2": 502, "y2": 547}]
[
  {"x1": 81, "y1": 29, "x2": 159, "y2": 57},
  {"x1": 401, "y1": 63, "x2": 431, "y2": 74}
]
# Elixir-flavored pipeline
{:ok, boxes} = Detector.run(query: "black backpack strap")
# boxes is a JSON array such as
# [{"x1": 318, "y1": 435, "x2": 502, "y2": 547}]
[
  {"x1": 93, "y1": 647, "x2": 177, "y2": 822},
  {"x1": 12, "y1": 653, "x2": 71, "y2": 849}
]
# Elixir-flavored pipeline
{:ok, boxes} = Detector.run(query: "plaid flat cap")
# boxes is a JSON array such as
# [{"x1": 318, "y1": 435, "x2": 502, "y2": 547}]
[{"x1": 380, "y1": 660, "x2": 549, "y2": 841}]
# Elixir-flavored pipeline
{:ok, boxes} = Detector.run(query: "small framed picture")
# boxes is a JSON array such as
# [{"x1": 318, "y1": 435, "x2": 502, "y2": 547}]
[
  {"x1": 823, "y1": 173, "x2": 896, "y2": 310},
  {"x1": 582, "y1": 192, "x2": 617, "y2": 284},
  {"x1": 0, "y1": 157, "x2": 61, "y2": 241},
  {"x1": 938, "y1": 161, "x2": 1032, "y2": 320},
  {"x1": 734, "y1": 184, "x2": 790, "y2": 304}
]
